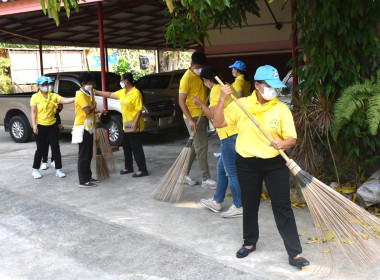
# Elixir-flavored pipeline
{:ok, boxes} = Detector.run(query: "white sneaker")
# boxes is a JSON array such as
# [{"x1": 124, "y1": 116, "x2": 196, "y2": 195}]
[
  {"x1": 185, "y1": 175, "x2": 198, "y2": 185},
  {"x1": 200, "y1": 198, "x2": 222, "y2": 212},
  {"x1": 55, "y1": 169, "x2": 66, "y2": 178},
  {"x1": 41, "y1": 162, "x2": 48, "y2": 170},
  {"x1": 202, "y1": 178, "x2": 217, "y2": 189},
  {"x1": 50, "y1": 161, "x2": 55, "y2": 168},
  {"x1": 221, "y1": 204, "x2": 243, "y2": 218},
  {"x1": 32, "y1": 169, "x2": 42, "y2": 179}
]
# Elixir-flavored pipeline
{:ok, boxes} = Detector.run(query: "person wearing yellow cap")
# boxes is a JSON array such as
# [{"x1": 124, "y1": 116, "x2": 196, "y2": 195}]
[
  {"x1": 229, "y1": 60, "x2": 251, "y2": 98},
  {"x1": 213, "y1": 65, "x2": 310, "y2": 269},
  {"x1": 30, "y1": 75, "x2": 75, "y2": 179}
]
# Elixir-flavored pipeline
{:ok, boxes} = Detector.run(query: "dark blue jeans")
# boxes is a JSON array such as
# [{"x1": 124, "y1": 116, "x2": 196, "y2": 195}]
[{"x1": 213, "y1": 134, "x2": 242, "y2": 208}]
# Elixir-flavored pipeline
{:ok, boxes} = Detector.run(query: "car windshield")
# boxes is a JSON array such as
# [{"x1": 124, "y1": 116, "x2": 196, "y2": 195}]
[
  {"x1": 135, "y1": 75, "x2": 171, "y2": 90},
  {"x1": 93, "y1": 73, "x2": 121, "y2": 92}
]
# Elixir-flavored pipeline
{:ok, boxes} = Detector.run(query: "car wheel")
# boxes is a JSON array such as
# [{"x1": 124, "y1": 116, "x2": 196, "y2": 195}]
[
  {"x1": 109, "y1": 115, "x2": 123, "y2": 146},
  {"x1": 9, "y1": 115, "x2": 32, "y2": 143}
]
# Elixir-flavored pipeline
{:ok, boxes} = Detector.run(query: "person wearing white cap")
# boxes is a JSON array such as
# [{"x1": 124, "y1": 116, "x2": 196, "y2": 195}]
[
  {"x1": 229, "y1": 60, "x2": 251, "y2": 98},
  {"x1": 30, "y1": 75, "x2": 75, "y2": 179},
  {"x1": 213, "y1": 65, "x2": 310, "y2": 269}
]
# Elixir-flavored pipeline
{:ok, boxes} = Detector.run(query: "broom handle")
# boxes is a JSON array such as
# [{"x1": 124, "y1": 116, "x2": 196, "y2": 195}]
[
  {"x1": 188, "y1": 94, "x2": 210, "y2": 140},
  {"x1": 214, "y1": 76, "x2": 291, "y2": 163}
]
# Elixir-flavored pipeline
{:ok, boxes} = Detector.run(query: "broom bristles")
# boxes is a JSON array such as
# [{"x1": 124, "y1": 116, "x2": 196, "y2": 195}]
[
  {"x1": 96, "y1": 128, "x2": 115, "y2": 171},
  {"x1": 153, "y1": 147, "x2": 192, "y2": 202},
  {"x1": 293, "y1": 167, "x2": 380, "y2": 270},
  {"x1": 96, "y1": 153, "x2": 109, "y2": 180}
]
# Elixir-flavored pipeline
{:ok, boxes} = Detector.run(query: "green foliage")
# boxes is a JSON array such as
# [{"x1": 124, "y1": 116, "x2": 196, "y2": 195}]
[
  {"x1": 330, "y1": 71, "x2": 380, "y2": 182},
  {"x1": 292, "y1": 0, "x2": 380, "y2": 99},
  {"x1": 332, "y1": 70, "x2": 380, "y2": 138},
  {"x1": 0, "y1": 57, "x2": 12, "y2": 94},
  {"x1": 38, "y1": 0, "x2": 79, "y2": 26},
  {"x1": 164, "y1": 0, "x2": 260, "y2": 49},
  {"x1": 112, "y1": 57, "x2": 147, "y2": 81}
]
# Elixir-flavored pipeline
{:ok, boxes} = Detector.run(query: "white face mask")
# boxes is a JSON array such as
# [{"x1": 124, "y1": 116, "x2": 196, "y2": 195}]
[
  {"x1": 48, "y1": 85, "x2": 54, "y2": 92},
  {"x1": 40, "y1": 86, "x2": 48, "y2": 92},
  {"x1": 84, "y1": 84, "x2": 93, "y2": 92},
  {"x1": 193, "y1": 68, "x2": 202, "y2": 76},
  {"x1": 120, "y1": 82, "x2": 125, "y2": 89},
  {"x1": 204, "y1": 82, "x2": 212, "y2": 89},
  {"x1": 232, "y1": 69, "x2": 237, "y2": 78},
  {"x1": 259, "y1": 85, "x2": 278, "y2": 100}
]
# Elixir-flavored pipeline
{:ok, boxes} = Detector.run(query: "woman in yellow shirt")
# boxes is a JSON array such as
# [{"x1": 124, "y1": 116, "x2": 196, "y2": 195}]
[
  {"x1": 213, "y1": 65, "x2": 309, "y2": 269},
  {"x1": 192, "y1": 66, "x2": 242, "y2": 218},
  {"x1": 30, "y1": 75, "x2": 75, "y2": 179},
  {"x1": 229, "y1": 60, "x2": 251, "y2": 98},
  {"x1": 74, "y1": 72, "x2": 101, "y2": 188},
  {"x1": 94, "y1": 72, "x2": 148, "y2": 178}
]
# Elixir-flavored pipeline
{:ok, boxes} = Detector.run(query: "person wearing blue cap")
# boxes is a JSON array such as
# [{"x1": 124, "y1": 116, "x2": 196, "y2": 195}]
[
  {"x1": 229, "y1": 60, "x2": 251, "y2": 98},
  {"x1": 41, "y1": 77, "x2": 64, "y2": 170},
  {"x1": 212, "y1": 65, "x2": 310, "y2": 269},
  {"x1": 30, "y1": 75, "x2": 75, "y2": 179}
]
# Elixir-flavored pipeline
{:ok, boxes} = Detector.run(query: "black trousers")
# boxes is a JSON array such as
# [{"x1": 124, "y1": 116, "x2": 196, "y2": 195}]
[
  {"x1": 78, "y1": 130, "x2": 93, "y2": 184},
  {"x1": 42, "y1": 114, "x2": 61, "y2": 163},
  {"x1": 122, "y1": 132, "x2": 147, "y2": 173},
  {"x1": 33, "y1": 123, "x2": 62, "y2": 169},
  {"x1": 236, "y1": 154, "x2": 302, "y2": 258}
]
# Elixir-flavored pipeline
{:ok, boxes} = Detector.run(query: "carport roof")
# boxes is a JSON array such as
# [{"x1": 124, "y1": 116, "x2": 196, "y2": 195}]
[{"x1": 0, "y1": 0, "x2": 197, "y2": 50}]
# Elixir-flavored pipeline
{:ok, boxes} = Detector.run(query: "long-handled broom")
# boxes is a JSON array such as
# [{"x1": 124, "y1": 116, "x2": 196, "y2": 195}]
[
  {"x1": 91, "y1": 91, "x2": 112, "y2": 180},
  {"x1": 153, "y1": 108, "x2": 208, "y2": 203},
  {"x1": 215, "y1": 76, "x2": 380, "y2": 269}
]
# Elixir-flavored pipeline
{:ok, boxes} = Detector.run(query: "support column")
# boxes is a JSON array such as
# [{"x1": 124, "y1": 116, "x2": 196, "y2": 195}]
[
  {"x1": 105, "y1": 43, "x2": 109, "y2": 72},
  {"x1": 197, "y1": 35, "x2": 205, "y2": 53},
  {"x1": 156, "y1": 47, "x2": 160, "y2": 73},
  {"x1": 291, "y1": 0, "x2": 299, "y2": 91},
  {"x1": 38, "y1": 39, "x2": 44, "y2": 75},
  {"x1": 97, "y1": 2, "x2": 108, "y2": 110}
]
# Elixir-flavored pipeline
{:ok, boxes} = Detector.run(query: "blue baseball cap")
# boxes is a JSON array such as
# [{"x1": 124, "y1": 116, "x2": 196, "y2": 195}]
[
  {"x1": 254, "y1": 65, "x2": 286, "y2": 88},
  {"x1": 36, "y1": 75, "x2": 49, "y2": 85},
  {"x1": 47, "y1": 76, "x2": 54, "y2": 84},
  {"x1": 229, "y1": 60, "x2": 246, "y2": 71}
]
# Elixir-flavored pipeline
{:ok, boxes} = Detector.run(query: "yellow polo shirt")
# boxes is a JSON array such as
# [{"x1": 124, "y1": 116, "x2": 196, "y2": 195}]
[
  {"x1": 115, "y1": 87, "x2": 145, "y2": 132},
  {"x1": 179, "y1": 68, "x2": 207, "y2": 119},
  {"x1": 30, "y1": 91, "x2": 62, "y2": 126},
  {"x1": 74, "y1": 90, "x2": 95, "y2": 133},
  {"x1": 224, "y1": 91, "x2": 297, "y2": 158},
  {"x1": 210, "y1": 84, "x2": 238, "y2": 140},
  {"x1": 232, "y1": 74, "x2": 251, "y2": 97}
]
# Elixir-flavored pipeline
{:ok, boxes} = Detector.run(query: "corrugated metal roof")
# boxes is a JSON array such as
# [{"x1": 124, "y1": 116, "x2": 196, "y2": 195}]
[{"x1": 0, "y1": 0, "x2": 197, "y2": 50}]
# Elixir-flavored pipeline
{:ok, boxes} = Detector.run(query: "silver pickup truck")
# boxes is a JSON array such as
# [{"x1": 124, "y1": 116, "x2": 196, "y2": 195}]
[{"x1": 0, "y1": 71, "x2": 181, "y2": 145}]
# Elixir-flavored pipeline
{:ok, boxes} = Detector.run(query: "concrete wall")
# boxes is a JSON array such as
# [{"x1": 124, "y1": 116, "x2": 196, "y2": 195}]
[
  {"x1": 6, "y1": 48, "x2": 87, "y2": 92},
  {"x1": 205, "y1": 0, "x2": 293, "y2": 84}
]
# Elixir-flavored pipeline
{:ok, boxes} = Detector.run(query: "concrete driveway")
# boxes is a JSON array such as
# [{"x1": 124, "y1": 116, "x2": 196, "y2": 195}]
[{"x1": 0, "y1": 126, "x2": 378, "y2": 280}]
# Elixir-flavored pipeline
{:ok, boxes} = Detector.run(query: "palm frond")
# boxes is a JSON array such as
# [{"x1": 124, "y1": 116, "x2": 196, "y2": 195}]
[
  {"x1": 331, "y1": 83, "x2": 373, "y2": 139},
  {"x1": 367, "y1": 93, "x2": 380, "y2": 135}
]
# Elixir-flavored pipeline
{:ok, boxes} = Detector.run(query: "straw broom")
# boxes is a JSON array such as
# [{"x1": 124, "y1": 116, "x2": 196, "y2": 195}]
[
  {"x1": 91, "y1": 90, "x2": 111, "y2": 180},
  {"x1": 96, "y1": 120, "x2": 115, "y2": 171},
  {"x1": 153, "y1": 108, "x2": 208, "y2": 203},
  {"x1": 215, "y1": 76, "x2": 380, "y2": 269}
]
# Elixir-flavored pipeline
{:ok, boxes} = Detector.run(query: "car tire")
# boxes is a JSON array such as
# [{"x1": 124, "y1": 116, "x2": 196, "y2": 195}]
[
  {"x1": 109, "y1": 115, "x2": 123, "y2": 146},
  {"x1": 9, "y1": 115, "x2": 33, "y2": 143}
]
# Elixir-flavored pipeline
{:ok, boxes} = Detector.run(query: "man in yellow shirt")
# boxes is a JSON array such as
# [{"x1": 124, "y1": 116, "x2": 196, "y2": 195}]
[
  {"x1": 229, "y1": 60, "x2": 251, "y2": 98},
  {"x1": 179, "y1": 51, "x2": 216, "y2": 189},
  {"x1": 213, "y1": 65, "x2": 309, "y2": 269}
]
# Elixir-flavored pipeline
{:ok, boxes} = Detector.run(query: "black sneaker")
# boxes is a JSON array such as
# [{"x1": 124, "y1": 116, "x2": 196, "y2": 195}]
[
  {"x1": 89, "y1": 178, "x2": 101, "y2": 183},
  {"x1": 79, "y1": 182, "x2": 97, "y2": 188}
]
